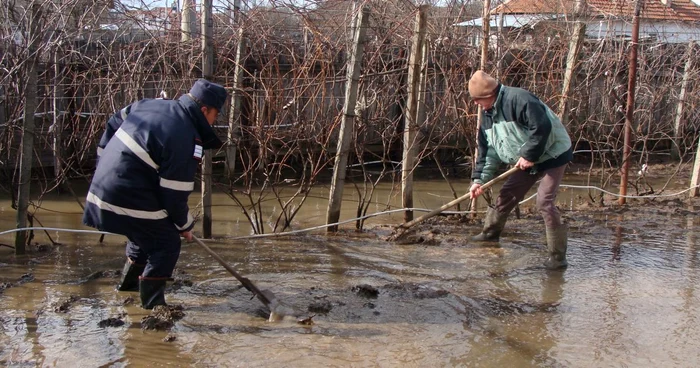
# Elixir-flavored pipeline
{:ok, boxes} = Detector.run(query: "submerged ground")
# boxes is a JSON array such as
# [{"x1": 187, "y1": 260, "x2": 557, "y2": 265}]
[{"x1": 1, "y1": 165, "x2": 699, "y2": 367}]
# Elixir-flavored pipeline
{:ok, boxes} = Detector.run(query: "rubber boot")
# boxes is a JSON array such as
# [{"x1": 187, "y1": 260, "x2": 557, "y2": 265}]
[
  {"x1": 544, "y1": 224, "x2": 568, "y2": 270},
  {"x1": 139, "y1": 277, "x2": 168, "y2": 309},
  {"x1": 471, "y1": 207, "x2": 509, "y2": 242},
  {"x1": 116, "y1": 259, "x2": 146, "y2": 292}
]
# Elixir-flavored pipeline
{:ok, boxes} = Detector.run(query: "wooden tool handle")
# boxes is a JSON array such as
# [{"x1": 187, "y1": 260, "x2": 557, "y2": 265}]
[{"x1": 398, "y1": 166, "x2": 520, "y2": 230}]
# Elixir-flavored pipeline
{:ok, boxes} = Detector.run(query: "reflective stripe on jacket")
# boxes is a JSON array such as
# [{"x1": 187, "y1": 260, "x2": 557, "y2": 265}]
[{"x1": 83, "y1": 95, "x2": 215, "y2": 235}]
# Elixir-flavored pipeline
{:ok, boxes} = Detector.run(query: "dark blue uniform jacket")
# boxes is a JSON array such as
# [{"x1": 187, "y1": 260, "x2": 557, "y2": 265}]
[{"x1": 83, "y1": 95, "x2": 221, "y2": 236}]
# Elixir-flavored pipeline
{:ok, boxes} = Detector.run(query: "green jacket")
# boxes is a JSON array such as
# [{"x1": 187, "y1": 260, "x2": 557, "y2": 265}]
[{"x1": 471, "y1": 85, "x2": 572, "y2": 184}]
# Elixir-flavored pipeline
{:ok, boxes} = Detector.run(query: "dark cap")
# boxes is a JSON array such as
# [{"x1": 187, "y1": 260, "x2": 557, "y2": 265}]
[{"x1": 189, "y1": 79, "x2": 228, "y2": 111}]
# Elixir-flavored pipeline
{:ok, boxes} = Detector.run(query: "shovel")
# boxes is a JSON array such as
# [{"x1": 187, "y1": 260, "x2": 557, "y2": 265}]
[
  {"x1": 192, "y1": 236, "x2": 309, "y2": 323},
  {"x1": 389, "y1": 166, "x2": 520, "y2": 241}
]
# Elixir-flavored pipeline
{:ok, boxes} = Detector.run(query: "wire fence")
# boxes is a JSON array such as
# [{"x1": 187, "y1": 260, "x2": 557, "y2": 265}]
[{"x1": 1, "y1": 0, "x2": 699, "y2": 234}]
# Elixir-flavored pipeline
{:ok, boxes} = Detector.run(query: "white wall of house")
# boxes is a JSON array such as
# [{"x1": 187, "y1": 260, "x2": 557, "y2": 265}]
[{"x1": 586, "y1": 20, "x2": 700, "y2": 43}]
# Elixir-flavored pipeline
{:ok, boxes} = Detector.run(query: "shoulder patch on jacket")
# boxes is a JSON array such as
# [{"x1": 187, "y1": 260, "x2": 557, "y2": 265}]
[{"x1": 193, "y1": 138, "x2": 203, "y2": 161}]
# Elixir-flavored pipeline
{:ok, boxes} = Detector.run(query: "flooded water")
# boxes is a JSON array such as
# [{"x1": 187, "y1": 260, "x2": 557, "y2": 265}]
[{"x1": 1, "y1": 174, "x2": 700, "y2": 367}]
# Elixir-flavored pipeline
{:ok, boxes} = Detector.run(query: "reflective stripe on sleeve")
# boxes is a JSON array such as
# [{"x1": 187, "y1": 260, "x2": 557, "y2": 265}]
[
  {"x1": 86, "y1": 192, "x2": 168, "y2": 220},
  {"x1": 97, "y1": 147, "x2": 104, "y2": 157},
  {"x1": 175, "y1": 212, "x2": 194, "y2": 231},
  {"x1": 114, "y1": 128, "x2": 159, "y2": 170},
  {"x1": 160, "y1": 177, "x2": 194, "y2": 191}
]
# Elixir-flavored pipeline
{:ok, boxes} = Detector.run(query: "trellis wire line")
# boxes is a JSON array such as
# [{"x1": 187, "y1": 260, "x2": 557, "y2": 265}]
[{"x1": 3, "y1": 182, "x2": 699, "y2": 241}]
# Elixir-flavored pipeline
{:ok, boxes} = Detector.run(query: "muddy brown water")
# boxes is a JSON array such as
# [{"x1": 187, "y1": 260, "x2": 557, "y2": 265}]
[{"x1": 1, "y1": 173, "x2": 700, "y2": 367}]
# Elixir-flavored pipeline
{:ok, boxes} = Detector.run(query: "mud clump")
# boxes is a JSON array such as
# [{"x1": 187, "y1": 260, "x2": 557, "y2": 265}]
[
  {"x1": 100, "y1": 269, "x2": 122, "y2": 278},
  {"x1": 383, "y1": 282, "x2": 449, "y2": 299},
  {"x1": 352, "y1": 284, "x2": 379, "y2": 298},
  {"x1": 475, "y1": 296, "x2": 559, "y2": 317},
  {"x1": 18, "y1": 273, "x2": 35, "y2": 284},
  {"x1": 167, "y1": 269, "x2": 193, "y2": 292},
  {"x1": 393, "y1": 230, "x2": 441, "y2": 245},
  {"x1": 163, "y1": 334, "x2": 177, "y2": 342},
  {"x1": 168, "y1": 278, "x2": 193, "y2": 292},
  {"x1": 141, "y1": 316, "x2": 173, "y2": 331},
  {"x1": 34, "y1": 244, "x2": 52, "y2": 253},
  {"x1": 98, "y1": 316, "x2": 126, "y2": 328},
  {"x1": 308, "y1": 300, "x2": 333, "y2": 314},
  {"x1": 296, "y1": 315, "x2": 315, "y2": 326},
  {"x1": 122, "y1": 296, "x2": 135, "y2": 306},
  {"x1": 53, "y1": 295, "x2": 80, "y2": 313},
  {"x1": 141, "y1": 305, "x2": 185, "y2": 331},
  {"x1": 0, "y1": 282, "x2": 12, "y2": 293},
  {"x1": 388, "y1": 214, "x2": 477, "y2": 245}
]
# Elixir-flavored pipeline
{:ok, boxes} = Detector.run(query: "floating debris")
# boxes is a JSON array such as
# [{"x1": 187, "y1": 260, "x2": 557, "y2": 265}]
[
  {"x1": 122, "y1": 296, "x2": 135, "y2": 306},
  {"x1": 163, "y1": 334, "x2": 177, "y2": 342}
]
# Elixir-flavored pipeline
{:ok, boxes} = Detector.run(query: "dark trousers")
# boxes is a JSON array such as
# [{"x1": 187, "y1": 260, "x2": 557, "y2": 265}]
[
  {"x1": 123, "y1": 219, "x2": 181, "y2": 279},
  {"x1": 494, "y1": 164, "x2": 567, "y2": 228}
]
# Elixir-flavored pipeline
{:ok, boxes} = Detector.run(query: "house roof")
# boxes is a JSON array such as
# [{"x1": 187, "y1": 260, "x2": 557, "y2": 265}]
[
  {"x1": 454, "y1": 13, "x2": 560, "y2": 28},
  {"x1": 492, "y1": 0, "x2": 700, "y2": 22}
]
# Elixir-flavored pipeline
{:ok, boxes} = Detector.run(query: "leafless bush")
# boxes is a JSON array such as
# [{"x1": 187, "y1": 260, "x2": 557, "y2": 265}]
[{"x1": 1, "y1": 0, "x2": 698, "y2": 233}]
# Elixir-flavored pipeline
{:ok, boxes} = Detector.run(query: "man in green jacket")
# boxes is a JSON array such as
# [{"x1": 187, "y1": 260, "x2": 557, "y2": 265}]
[{"x1": 468, "y1": 70, "x2": 573, "y2": 270}]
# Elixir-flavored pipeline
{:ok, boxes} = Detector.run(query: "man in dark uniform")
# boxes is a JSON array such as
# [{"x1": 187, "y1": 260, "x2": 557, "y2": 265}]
[{"x1": 84, "y1": 79, "x2": 227, "y2": 308}]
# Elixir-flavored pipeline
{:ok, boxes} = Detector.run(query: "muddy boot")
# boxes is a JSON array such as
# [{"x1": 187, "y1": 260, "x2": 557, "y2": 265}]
[
  {"x1": 139, "y1": 277, "x2": 168, "y2": 309},
  {"x1": 544, "y1": 224, "x2": 568, "y2": 270},
  {"x1": 471, "y1": 207, "x2": 508, "y2": 243},
  {"x1": 116, "y1": 259, "x2": 145, "y2": 292}
]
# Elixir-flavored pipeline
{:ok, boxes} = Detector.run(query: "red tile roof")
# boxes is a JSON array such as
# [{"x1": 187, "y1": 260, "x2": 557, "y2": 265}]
[{"x1": 492, "y1": 0, "x2": 700, "y2": 22}]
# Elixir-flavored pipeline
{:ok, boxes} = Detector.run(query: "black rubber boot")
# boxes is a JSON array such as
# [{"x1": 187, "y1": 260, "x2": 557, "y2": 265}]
[
  {"x1": 544, "y1": 224, "x2": 568, "y2": 270},
  {"x1": 471, "y1": 207, "x2": 509, "y2": 243},
  {"x1": 139, "y1": 277, "x2": 168, "y2": 309},
  {"x1": 116, "y1": 259, "x2": 146, "y2": 292}
]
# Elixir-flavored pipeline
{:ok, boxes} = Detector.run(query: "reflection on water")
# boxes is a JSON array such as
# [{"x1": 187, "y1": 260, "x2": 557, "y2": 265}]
[{"x1": 0, "y1": 181, "x2": 699, "y2": 367}]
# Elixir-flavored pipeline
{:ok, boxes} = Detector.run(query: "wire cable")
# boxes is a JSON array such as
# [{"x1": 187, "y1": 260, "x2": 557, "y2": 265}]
[{"x1": 2, "y1": 183, "x2": 698, "y2": 240}]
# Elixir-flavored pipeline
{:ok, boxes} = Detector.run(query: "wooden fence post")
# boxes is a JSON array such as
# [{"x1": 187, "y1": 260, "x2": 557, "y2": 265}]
[
  {"x1": 559, "y1": 0, "x2": 587, "y2": 125},
  {"x1": 326, "y1": 5, "x2": 369, "y2": 232},
  {"x1": 227, "y1": 28, "x2": 245, "y2": 178},
  {"x1": 691, "y1": 136, "x2": 700, "y2": 198},
  {"x1": 400, "y1": 4, "x2": 428, "y2": 223},
  {"x1": 201, "y1": 0, "x2": 214, "y2": 238},
  {"x1": 619, "y1": 0, "x2": 643, "y2": 205},
  {"x1": 0, "y1": 87, "x2": 5, "y2": 148},
  {"x1": 15, "y1": 4, "x2": 42, "y2": 255},
  {"x1": 672, "y1": 41, "x2": 695, "y2": 160},
  {"x1": 181, "y1": 0, "x2": 196, "y2": 42},
  {"x1": 470, "y1": 0, "x2": 491, "y2": 217},
  {"x1": 52, "y1": 45, "x2": 65, "y2": 183}
]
